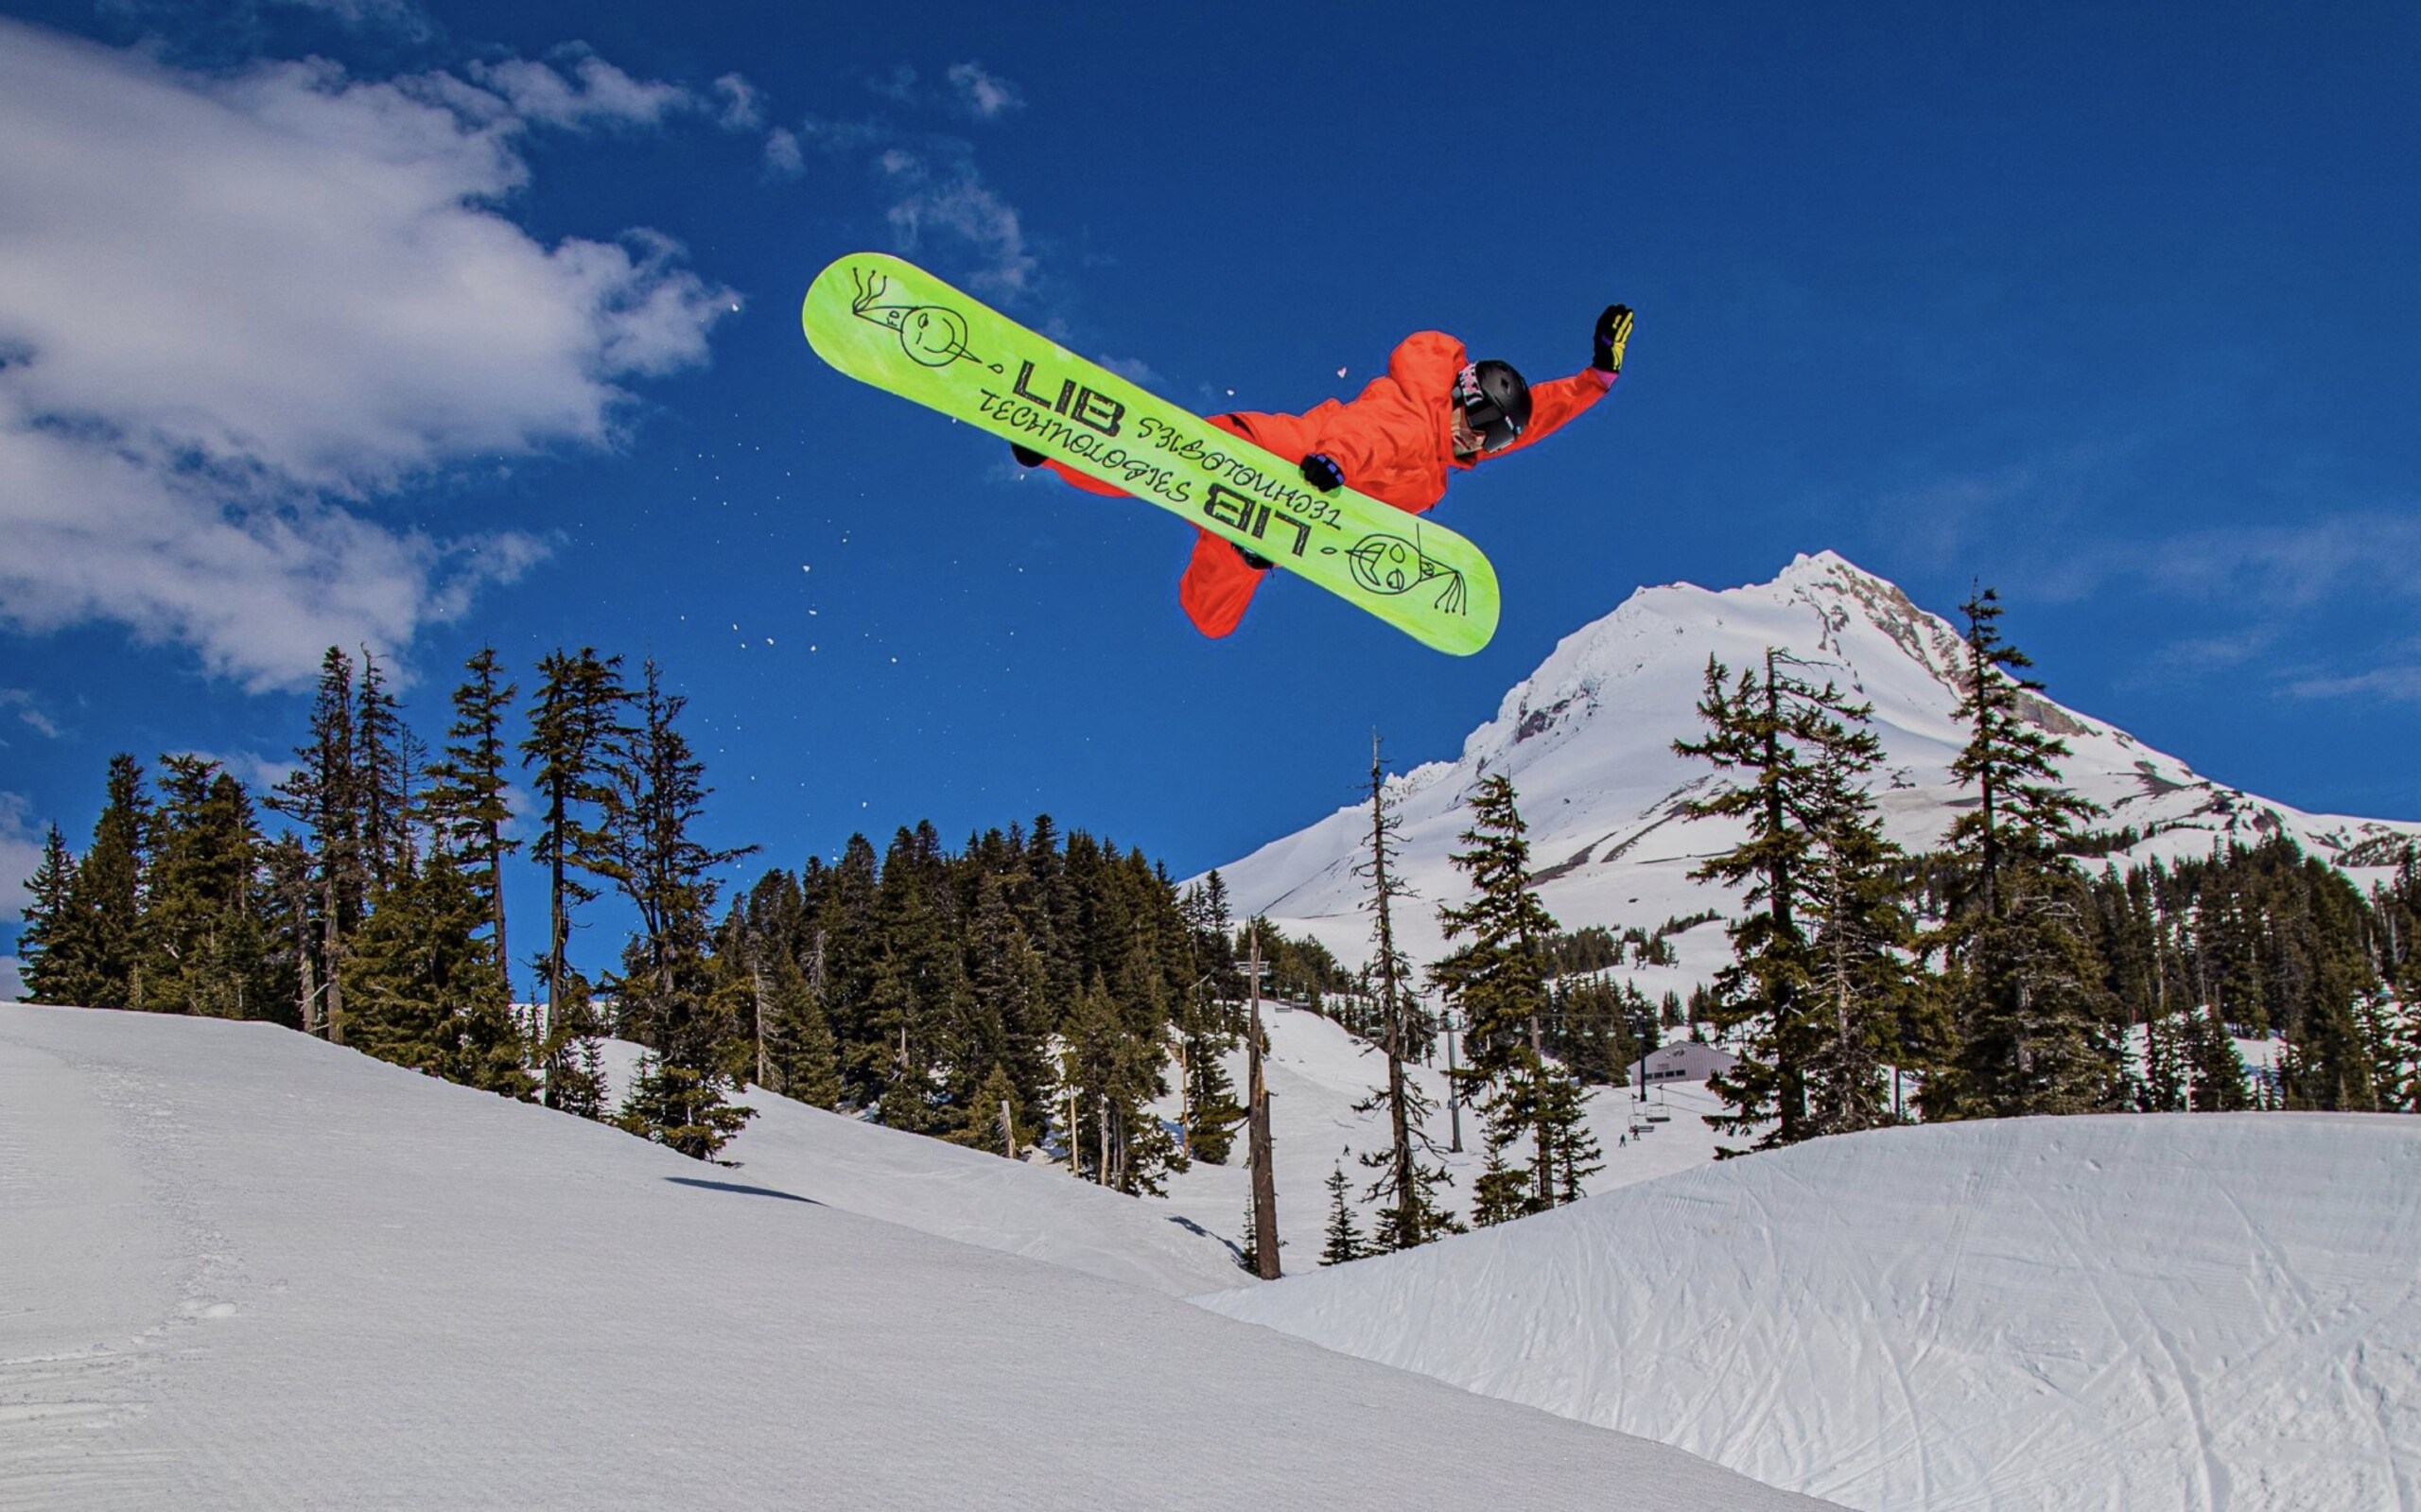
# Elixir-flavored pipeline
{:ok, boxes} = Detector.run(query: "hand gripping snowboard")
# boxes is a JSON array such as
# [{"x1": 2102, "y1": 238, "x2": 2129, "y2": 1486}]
[{"x1": 801, "y1": 252, "x2": 1500, "y2": 655}]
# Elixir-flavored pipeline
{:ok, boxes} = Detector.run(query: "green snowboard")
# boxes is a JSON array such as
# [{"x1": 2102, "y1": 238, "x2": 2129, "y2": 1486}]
[{"x1": 800, "y1": 252, "x2": 1500, "y2": 655}]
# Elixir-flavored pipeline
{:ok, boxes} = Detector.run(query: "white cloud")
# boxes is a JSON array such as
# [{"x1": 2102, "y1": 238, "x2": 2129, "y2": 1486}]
[
  {"x1": 0, "y1": 689, "x2": 61, "y2": 739},
  {"x1": 0, "y1": 957, "x2": 22, "y2": 1000},
  {"x1": 945, "y1": 62, "x2": 1023, "y2": 121},
  {"x1": 1094, "y1": 354, "x2": 1162, "y2": 387},
  {"x1": 2287, "y1": 664, "x2": 2421, "y2": 703},
  {"x1": 2135, "y1": 515, "x2": 2421, "y2": 610},
  {"x1": 2147, "y1": 627, "x2": 2280, "y2": 675},
  {"x1": 175, "y1": 748, "x2": 303, "y2": 795},
  {"x1": 762, "y1": 126, "x2": 805, "y2": 180},
  {"x1": 711, "y1": 73, "x2": 763, "y2": 132},
  {"x1": 468, "y1": 45, "x2": 692, "y2": 130},
  {"x1": 268, "y1": 0, "x2": 436, "y2": 42},
  {"x1": 874, "y1": 146, "x2": 1036, "y2": 297},
  {"x1": 0, "y1": 22, "x2": 735, "y2": 689},
  {"x1": 862, "y1": 62, "x2": 1025, "y2": 122},
  {"x1": 867, "y1": 63, "x2": 920, "y2": 105},
  {"x1": 781, "y1": 111, "x2": 1038, "y2": 298}
]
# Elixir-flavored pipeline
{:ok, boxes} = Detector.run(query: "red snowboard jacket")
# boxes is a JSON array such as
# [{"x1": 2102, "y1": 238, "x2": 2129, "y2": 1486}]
[{"x1": 1038, "y1": 331, "x2": 1616, "y2": 637}]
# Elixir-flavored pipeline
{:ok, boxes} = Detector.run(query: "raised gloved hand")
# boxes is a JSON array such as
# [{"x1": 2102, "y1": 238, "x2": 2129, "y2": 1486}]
[
  {"x1": 1300, "y1": 453, "x2": 1345, "y2": 493},
  {"x1": 1593, "y1": 304, "x2": 1634, "y2": 374},
  {"x1": 1010, "y1": 443, "x2": 1047, "y2": 467}
]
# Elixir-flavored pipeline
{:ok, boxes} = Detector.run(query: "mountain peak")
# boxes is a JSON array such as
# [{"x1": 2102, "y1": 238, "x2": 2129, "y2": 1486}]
[{"x1": 1213, "y1": 555, "x2": 2421, "y2": 971}]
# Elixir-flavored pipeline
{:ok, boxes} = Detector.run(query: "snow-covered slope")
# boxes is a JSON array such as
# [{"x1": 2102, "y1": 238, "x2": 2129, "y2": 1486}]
[
  {"x1": 1200, "y1": 1112, "x2": 2421, "y2": 1512},
  {"x1": 592, "y1": 1038, "x2": 1250, "y2": 1296},
  {"x1": 0, "y1": 1005, "x2": 1844, "y2": 1510},
  {"x1": 1215, "y1": 552, "x2": 2421, "y2": 972},
  {"x1": 1152, "y1": 1002, "x2": 1750, "y2": 1257}
]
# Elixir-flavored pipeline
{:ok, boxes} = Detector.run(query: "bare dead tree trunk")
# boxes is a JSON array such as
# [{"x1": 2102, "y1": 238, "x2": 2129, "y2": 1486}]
[{"x1": 1247, "y1": 928, "x2": 1280, "y2": 1279}]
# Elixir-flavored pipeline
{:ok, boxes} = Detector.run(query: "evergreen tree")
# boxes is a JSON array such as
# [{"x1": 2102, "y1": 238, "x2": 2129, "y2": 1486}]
[
  {"x1": 968, "y1": 870, "x2": 1055, "y2": 1138},
  {"x1": 56, "y1": 754, "x2": 150, "y2": 1010},
  {"x1": 269, "y1": 649, "x2": 362, "y2": 1041},
  {"x1": 16, "y1": 826, "x2": 75, "y2": 1003},
  {"x1": 353, "y1": 648, "x2": 415, "y2": 889},
  {"x1": 1468, "y1": 1147, "x2": 1532, "y2": 1228},
  {"x1": 952, "y1": 1063, "x2": 1024, "y2": 1157},
  {"x1": 2184, "y1": 1004, "x2": 2253, "y2": 1111},
  {"x1": 1928, "y1": 589, "x2": 2119, "y2": 1119},
  {"x1": 859, "y1": 826, "x2": 967, "y2": 1134},
  {"x1": 618, "y1": 1049, "x2": 754, "y2": 1162},
  {"x1": 596, "y1": 659, "x2": 756, "y2": 1156},
  {"x1": 1352, "y1": 734, "x2": 1457, "y2": 1250},
  {"x1": 261, "y1": 832, "x2": 321, "y2": 1032},
  {"x1": 342, "y1": 843, "x2": 531, "y2": 1098},
  {"x1": 1798, "y1": 690, "x2": 1921, "y2": 1136},
  {"x1": 2136, "y1": 1004, "x2": 2190, "y2": 1112},
  {"x1": 1059, "y1": 972, "x2": 1175, "y2": 1194},
  {"x1": 1545, "y1": 974, "x2": 1641, "y2": 1086},
  {"x1": 422, "y1": 647, "x2": 519, "y2": 1000},
  {"x1": 1540, "y1": 1069, "x2": 1602, "y2": 1203},
  {"x1": 521, "y1": 647, "x2": 628, "y2": 1107},
  {"x1": 1174, "y1": 873, "x2": 1243, "y2": 1165},
  {"x1": 1676, "y1": 650, "x2": 1911, "y2": 1146},
  {"x1": 545, "y1": 967, "x2": 609, "y2": 1119},
  {"x1": 1431, "y1": 773, "x2": 1594, "y2": 1221},
  {"x1": 1320, "y1": 1162, "x2": 1368, "y2": 1266},
  {"x1": 2355, "y1": 988, "x2": 2419, "y2": 1113},
  {"x1": 141, "y1": 756, "x2": 270, "y2": 1018},
  {"x1": 763, "y1": 930, "x2": 845, "y2": 1110}
]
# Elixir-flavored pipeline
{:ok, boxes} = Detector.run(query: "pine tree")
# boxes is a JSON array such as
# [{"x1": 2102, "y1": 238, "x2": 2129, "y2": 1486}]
[
  {"x1": 141, "y1": 756, "x2": 270, "y2": 1018},
  {"x1": 1431, "y1": 773, "x2": 1593, "y2": 1220},
  {"x1": 1674, "y1": 651, "x2": 1909, "y2": 1146},
  {"x1": 1468, "y1": 1147, "x2": 1532, "y2": 1228},
  {"x1": 2185, "y1": 1004, "x2": 2252, "y2": 1111},
  {"x1": 1352, "y1": 734, "x2": 1457, "y2": 1250},
  {"x1": 968, "y1": 870, "x2": 1055, "y2": 1138},
  {"x1": 16, "y1": 826, "x2": 75, "y2": 1003},
  {"x1": 423, "y1": 648, "x2": 519, "y2": 1000},
  {"x1": 261, "y1": 833, "x2": 320, "y2": 1032},
  {"x1": 597, "y1": 660, "x2": 757, "y2": 1156},
  {"x1": 952, "y1": 1063, "x2": 1024, "y2": 1157},
  {"x1": 1059, "y1": 972, "x2": 1174, "y2": 1193},
  {"x1": 521, "y1": 647, "x2": 628, "y2": 1107},
  {"x1": 353, "y1": 648, "x2": 415, "y2": 890},
  {"x1": 342, "y1": 843, "x2": 530, "y2": 1099},
  {"x1": 1320, "y1": 1162, "x2": 1368, "y2": 1266},
  {"x1": 1794, "y1": 673, "x2": 1919, "y2": 1137},
  {"x1": 54, "y1": 754, "x2": 150, "y2": 1010},
  {"x1": 545, "y1": 967, "x2": 610, "y2": 1119},
  {"x1": 1928, "y1": 589, "x2": 2120, "y2": 1119},
  {"x1": 1174, "y1": 873, "x2": 1243, "y2": 1165},
  {"x1": 618, "y1": 1050, "x2": 754, "y2": 1162},
  {"x1": 269, "y1": 649, "x2": 362, "y2": 1041}
]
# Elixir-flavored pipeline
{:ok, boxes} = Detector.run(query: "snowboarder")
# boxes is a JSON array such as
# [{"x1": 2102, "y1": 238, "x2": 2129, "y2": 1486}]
[{"x1": 1013, "y1": 304, "x2": 1634, "y2": 637}]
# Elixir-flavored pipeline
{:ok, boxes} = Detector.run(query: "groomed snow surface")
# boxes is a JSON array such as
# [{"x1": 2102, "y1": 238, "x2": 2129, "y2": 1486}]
[
  {"x1": 0, "y1": 1005, "x2": 1839, "y2": 1511},
  {"x1": 1203, "y1": 1111, "x2": 2421, "y2": 1512},
  {"x1": 628, "y1": 1004, "x2": 1749, "y2": 1295}
]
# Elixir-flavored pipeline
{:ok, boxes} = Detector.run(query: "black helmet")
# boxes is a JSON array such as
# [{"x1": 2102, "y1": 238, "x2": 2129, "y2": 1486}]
[{"x1": 1454, "y1": 359, "x2": 1531, "y2": 452}]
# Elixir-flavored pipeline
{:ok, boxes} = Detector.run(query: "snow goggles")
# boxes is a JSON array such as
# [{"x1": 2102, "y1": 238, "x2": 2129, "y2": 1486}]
[{"x1": 1454, "y1": 363, "x2": 1524, "y2": 452}]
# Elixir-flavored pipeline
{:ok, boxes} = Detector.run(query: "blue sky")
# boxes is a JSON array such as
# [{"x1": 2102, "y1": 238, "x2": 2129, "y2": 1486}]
[{"x1": 3, "y1": 0, "x2": 2418, "y2": 986}]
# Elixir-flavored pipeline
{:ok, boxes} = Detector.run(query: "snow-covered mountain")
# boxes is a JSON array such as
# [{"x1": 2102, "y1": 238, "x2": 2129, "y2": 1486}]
[
  {"x1": 1201, "y1": 1110, "x2": 2421, "y2": 1512},
  {"x1": 1215, "y1": 551, "x2": 2421, "y2": 974},
  {"x1": 0, "y1": 1005, "x2": 1840, "y2": 1510}
]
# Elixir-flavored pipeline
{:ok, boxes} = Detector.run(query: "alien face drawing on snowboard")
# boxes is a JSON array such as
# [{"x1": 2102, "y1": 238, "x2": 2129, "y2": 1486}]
[
  {"x1": 848, "y1": 267, "x2": 999, "y2": 371},
  {"x1": 1344, "y1": 532, "x2": 1468, "y2": 616}
]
